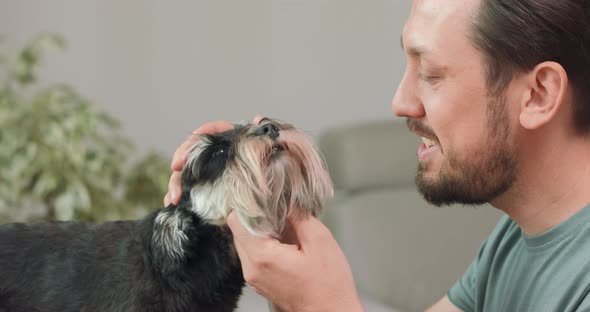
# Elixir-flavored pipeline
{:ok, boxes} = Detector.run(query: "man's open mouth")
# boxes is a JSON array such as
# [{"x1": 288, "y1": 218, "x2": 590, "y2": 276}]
[{"x1": 422, "y1": 137, "x2": 437, "y2": 148}]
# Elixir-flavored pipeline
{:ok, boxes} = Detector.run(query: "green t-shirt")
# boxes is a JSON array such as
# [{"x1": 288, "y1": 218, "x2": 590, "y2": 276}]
[{"x1": 448, "y1": 204, "x2": 590, "y2": 312}]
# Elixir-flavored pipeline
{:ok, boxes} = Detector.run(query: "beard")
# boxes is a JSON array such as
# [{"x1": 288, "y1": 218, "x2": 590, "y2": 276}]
[{"x1": 413, "y1": 95, "x2": 518, "y2": 206}]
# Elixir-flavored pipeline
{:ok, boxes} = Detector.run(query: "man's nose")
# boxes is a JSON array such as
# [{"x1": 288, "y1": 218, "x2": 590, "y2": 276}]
[
  {"x1": 254, "y1": 123, "x2": 280, "y2": 139},
  {"x1": 391, "y1": 70, "x2": 425, "y2": 118}
]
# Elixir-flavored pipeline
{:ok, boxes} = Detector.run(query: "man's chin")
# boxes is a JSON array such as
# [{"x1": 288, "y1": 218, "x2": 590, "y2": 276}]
[
  {"x1": 415, "y1": 177, "x2": 504, "y2": 207},
  {"x1": 415, "y1": 172, "x2": 486, "y2": 206},
  {"x1": 417, "y1": 159, "x2": 444, "y2": 177}
]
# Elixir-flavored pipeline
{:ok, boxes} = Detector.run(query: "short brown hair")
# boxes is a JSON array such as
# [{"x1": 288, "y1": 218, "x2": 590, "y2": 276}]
[{"x1": 471, "y1": 0, "x2": 590, "y2": 134}]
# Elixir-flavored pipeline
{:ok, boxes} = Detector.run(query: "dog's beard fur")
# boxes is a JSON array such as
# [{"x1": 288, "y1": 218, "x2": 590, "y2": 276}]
[
  {"x1": 0, "y1": 118, "x2": 333, "y2": 312},
  {"x1": 155, "y1": 119, "x2": 333, "y2": 260}
]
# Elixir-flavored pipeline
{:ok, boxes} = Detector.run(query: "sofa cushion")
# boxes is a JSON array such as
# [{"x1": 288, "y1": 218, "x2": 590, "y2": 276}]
[
  {"x1": 322, "y1": 188, "x2": 503, "y2": 312},
  {"x1": 319, "y1": 120, "x2": 419, "y2": 193}
]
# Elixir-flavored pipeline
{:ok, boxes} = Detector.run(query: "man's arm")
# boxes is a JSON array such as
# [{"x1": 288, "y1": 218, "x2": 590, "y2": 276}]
[{"x1": 427, "y1": 296, "x2": 462, "y2": 312}]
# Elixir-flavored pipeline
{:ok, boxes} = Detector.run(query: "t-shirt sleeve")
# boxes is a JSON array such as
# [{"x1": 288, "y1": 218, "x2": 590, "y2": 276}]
[
  {"x1": 447, "y1": 215, "x2": 513, "y2": 312},
  {"x1": 447, "y1": 253, "x2": 479, "y2": 312}
]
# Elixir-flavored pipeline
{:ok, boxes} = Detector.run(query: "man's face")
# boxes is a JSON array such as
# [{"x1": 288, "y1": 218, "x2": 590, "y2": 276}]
[{"x1": 391, "y1": 0, "x2": 519, "y2": 206}]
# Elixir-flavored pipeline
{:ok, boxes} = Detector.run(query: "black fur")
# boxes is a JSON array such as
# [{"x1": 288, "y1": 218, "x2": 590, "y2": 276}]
[
  {"x1": 0, "y1": 206, "x2": 244, "y2": 312},
  {"x1": 185, "y1": 128, "x2": 241, "y2": 187},
  {"x1": 0, "y1": 129, "x2": 250, "y2": 312}
]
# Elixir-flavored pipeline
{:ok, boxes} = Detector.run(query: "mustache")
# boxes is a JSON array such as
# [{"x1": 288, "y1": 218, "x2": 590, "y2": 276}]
[{"x1": 406, "y1": 119, "x2": 439, "y2": 142}]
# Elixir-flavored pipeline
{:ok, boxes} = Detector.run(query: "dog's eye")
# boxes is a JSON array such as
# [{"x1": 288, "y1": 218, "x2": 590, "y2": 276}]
[{"x1": 213, "y1": 149, "x2": 225, "y2": 157}]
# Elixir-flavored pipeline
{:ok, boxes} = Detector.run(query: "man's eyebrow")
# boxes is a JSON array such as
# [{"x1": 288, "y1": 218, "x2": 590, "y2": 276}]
[{"x1": 400, "y1": 34, "x2": 429, "y2": 58}]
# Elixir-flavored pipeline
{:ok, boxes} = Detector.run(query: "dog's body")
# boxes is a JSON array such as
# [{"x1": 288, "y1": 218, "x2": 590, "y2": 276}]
[
  {"x1": 0, "y1": 119, "x2": 333, "y2": 312},
  {"x1": 0, "y1": 205, "x2": 243, "y2": 312}
]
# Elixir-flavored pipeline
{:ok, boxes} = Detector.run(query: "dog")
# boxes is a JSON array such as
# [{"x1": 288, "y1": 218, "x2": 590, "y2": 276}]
[{"x1": 0, "y1": 118, "x2": 333, "y2": 312}]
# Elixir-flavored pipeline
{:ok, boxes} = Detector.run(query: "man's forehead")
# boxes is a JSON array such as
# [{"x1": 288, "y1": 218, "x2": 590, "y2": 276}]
[
  {"x1": 411, "y1": 0, "x2": 478, "y2": 14},
  {"x1": 402, "y1": 0, "x2": 478, "y2": 55}
]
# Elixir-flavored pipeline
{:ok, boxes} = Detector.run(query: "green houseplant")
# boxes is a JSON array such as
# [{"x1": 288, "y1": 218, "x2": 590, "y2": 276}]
[{"x1": 0, "y1": 34, "x2": 170, "y2": 222}]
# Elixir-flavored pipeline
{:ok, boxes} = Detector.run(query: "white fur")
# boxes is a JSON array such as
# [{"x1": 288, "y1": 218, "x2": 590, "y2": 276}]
[
  {"x1": 189, "y1": 181, "x2": 228, "y2": 225},
  {"x1": 153, "y1": 210, "x2": 189, "y2": 260},
  {"x1": 181, "y1": 121, "x2": 334, "y2": 239}
]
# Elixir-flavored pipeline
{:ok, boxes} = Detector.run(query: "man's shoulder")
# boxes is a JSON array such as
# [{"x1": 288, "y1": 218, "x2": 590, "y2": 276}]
[{"x1": 449, "y1": 208, "x2": 590, "y2": 312}]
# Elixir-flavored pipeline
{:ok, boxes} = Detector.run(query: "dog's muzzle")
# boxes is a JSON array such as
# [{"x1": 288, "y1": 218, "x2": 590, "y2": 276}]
[{"x1": 253, "y1": 123, "x2": 279, "y2": 139}]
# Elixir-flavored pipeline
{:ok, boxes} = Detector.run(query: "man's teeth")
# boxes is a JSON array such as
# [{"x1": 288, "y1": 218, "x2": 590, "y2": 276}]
[{"x1": 422, "y1": 137, "x2": 436, "y2": 148}]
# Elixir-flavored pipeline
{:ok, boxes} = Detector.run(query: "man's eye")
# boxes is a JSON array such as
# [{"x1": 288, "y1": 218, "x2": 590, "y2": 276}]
[{"x1": 418, "y1": 72, "x2": 440, "y2": 84}]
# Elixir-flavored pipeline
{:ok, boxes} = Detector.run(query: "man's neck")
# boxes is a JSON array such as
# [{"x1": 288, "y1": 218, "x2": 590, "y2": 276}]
[{"x1": 491, "y1": 130, "x2": 590, "y2": 236}]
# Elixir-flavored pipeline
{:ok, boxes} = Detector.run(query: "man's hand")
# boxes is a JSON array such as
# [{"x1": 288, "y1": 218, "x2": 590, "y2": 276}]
[
  {"x1": 163, "y1": 120, "x2": 234, "y2": 206},
  {"x1": 227, "y1": 212, "x2": 364, "y2": 312}
]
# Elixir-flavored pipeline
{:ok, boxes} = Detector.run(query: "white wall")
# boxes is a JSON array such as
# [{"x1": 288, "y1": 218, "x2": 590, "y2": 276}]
[{"x1": 0, "y1": 0, "x2": 410, "y2": 156}]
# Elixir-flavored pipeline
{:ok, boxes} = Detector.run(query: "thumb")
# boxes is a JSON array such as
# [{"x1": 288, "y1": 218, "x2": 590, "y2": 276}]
[
  {"x1": 227, "y1": 211, "x2": 279, "y2": 250},
  {"x1": 228, "y1": 211, "x2": 299, "y2": 255},
  {"x1": 287, "y1": 215, "x2": 334, "y2": 251}
]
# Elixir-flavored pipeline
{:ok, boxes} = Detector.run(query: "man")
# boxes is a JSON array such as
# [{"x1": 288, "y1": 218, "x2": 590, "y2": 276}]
[{"x1": 164, "y1": 0, "x2": 590, "y2": 311}]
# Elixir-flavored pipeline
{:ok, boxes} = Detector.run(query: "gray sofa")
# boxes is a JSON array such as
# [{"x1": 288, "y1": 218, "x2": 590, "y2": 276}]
[{"x1": 236, "y1": 119, "x2": 503, "y2": 312}]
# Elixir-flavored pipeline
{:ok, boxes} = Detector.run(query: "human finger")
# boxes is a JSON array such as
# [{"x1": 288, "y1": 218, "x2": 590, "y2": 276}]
[
  {"x1": 171, "y1": 120, "x2": 234, "y2": 171},
  {"x1": 227, "y1": 212, "x2": 298, "y2": 256},
  {"x1": 287, "y1": 215, "x2": 335, "y2": 252},
  {"x1": 253, "y1": 114, "x2": 265, "y2": 124},
  {"x1": 166, "y1": 171, "x2": 183, "y2": 205},
  {"x1": 163, "y1": 193, "x2": 171, "y2": 207}
]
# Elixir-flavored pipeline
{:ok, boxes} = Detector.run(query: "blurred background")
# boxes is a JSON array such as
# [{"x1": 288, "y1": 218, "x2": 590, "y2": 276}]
[
  {"x1": 0, "y1": 0, "x2": 508, "y2": 312},
  {"x1": 0, "y1": 0, "x2": 410, "y2": 222},
  {"x1": 1, "y1": 0, "x2": 409, "y2": 152},
  {"x1": 0, "y1": 2, "x2": 503, "y2": 312}
]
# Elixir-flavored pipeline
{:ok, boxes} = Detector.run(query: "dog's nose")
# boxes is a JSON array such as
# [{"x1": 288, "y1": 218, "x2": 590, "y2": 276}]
[{"x1": 255, "y1": 123, "x2": 279, "y2": 139}]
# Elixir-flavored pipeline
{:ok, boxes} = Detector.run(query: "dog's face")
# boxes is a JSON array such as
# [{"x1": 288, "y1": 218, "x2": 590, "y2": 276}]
[{"x1": 182, "y1": 118, "x2": 333, "y2": 237}]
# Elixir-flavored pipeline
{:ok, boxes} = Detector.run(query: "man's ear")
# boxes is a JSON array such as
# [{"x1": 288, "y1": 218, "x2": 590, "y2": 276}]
[{"x1": 519, "y1": 61, "x2": 568, "y2": 130}]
